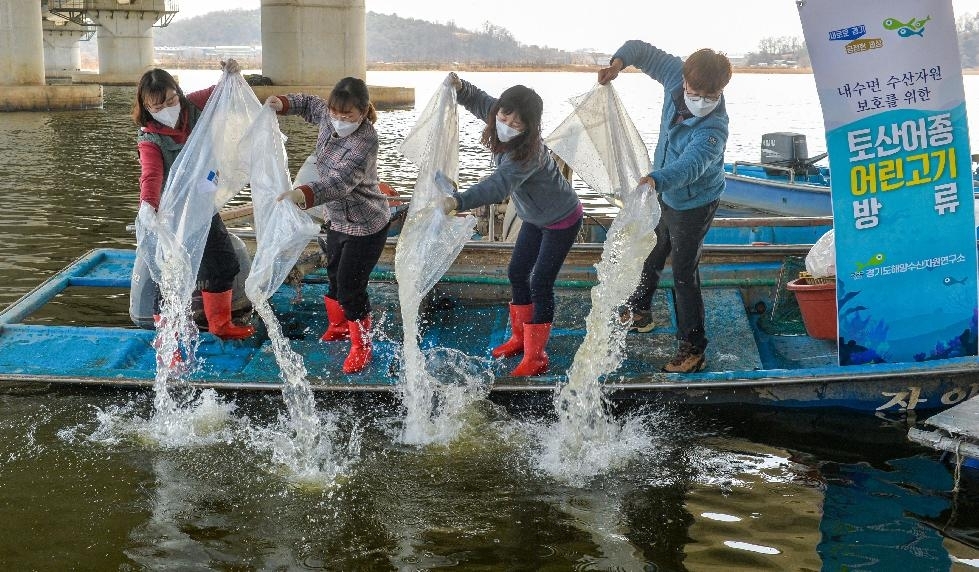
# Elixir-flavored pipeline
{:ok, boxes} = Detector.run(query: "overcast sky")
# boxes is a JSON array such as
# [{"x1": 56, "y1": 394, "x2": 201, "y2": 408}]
[{"x1": 172, "y1": 1, "x2": 979, "y2": 56}]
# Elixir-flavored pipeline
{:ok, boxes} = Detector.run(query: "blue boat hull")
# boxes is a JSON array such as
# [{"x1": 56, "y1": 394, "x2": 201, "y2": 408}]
[
  {"x1": 2, "y1": 249, "x2": 978, "y2": 413},
  {"x1": 723, "y1": 163, "x2": 832, "y2": 217}
]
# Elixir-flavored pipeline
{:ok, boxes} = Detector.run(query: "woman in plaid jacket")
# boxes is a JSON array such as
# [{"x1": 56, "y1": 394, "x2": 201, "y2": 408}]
[{"x1": 267, "y1": 77, "x2": 389, "y2": 374}]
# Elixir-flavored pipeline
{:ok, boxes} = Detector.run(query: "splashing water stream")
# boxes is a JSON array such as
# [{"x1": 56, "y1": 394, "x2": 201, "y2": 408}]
[
  {"x1": 542, "y1": 198, "x2": 659, "y2": 483},
  {"x1": 394, "y1": 80, "x2": 484, "y2": 446},
  {"x1": 540, "y1": 84, "x2": 660, "y2": 483},
  {"x1": 395, "y1": 204, "x2": 486, "y2": 446},
  {"x1": 252, "y1": 299, "x2": 349, "y2": 481}
]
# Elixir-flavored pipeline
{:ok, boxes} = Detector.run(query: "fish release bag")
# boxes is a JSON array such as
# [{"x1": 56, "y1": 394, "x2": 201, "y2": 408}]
[
  {"x1": 242, "y1": 105, "x2": 320, "y2": 302},
  {"x1": 395, "y1": 77, "x2": 477, "y2": 299},
  {"x1": 132, "y1": 70, "x2": 263, "y2": 323}
]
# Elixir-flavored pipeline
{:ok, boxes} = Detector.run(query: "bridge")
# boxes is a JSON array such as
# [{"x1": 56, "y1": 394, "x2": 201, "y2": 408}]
[{"x1": 0, "y1": 0, "x2": 412, "y2": 111}]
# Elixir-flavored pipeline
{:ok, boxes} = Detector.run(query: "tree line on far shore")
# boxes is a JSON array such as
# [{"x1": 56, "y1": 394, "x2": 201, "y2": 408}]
[
  {"x1": 153, "y1": 9, "x2": 599, "y2": 66},
  {"x1": 152, "y1": 8, "x2": 979, "y2": 70},
  {"x1": 743, "y1": 12, "x2": 979, "y2": 70}
]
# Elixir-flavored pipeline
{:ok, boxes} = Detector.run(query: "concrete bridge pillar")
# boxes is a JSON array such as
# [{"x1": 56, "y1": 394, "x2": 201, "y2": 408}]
[
  {"x1": 43, "y1": 18, "x2": 90, "y2": 79},
  {"x1": 255, "y1": 0, "x2": 412, "y2": 109},
  {"x1": 261, "y1": 0, "x2": 366, "y2": 86},
  {"x1": 83, "y1": 0, "x2": 169, "y2": 85},
  {"x1": 0, "y1": 0, "x2": 101, "y2": 110},
  {"x1": 0, "y1": 0, "x2": 46, "y2": 86}
]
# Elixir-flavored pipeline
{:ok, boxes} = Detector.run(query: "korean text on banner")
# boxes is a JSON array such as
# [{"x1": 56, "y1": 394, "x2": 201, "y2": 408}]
[{"x1": 798, "y1": 0, "x2": 977, "y2": 365}]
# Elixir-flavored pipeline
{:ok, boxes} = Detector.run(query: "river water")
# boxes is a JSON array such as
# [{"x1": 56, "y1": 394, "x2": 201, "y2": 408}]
[{"x1": 1, "y1": 70, "x2": 978, "y2": 570}]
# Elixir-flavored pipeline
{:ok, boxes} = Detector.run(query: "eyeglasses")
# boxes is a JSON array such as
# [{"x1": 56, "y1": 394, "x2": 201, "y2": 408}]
[
  {"x1": 145, "y1": 91, "x2": 179, "y2": 113},
  {"x1": 329, "y1": 108, "x2": 362, "y2": 122},
  {"x1": 683, "y1": 81, "x2": 722, "y2": 103}
]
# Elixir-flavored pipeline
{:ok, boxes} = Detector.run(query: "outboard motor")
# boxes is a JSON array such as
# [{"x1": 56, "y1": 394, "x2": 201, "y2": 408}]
[{"x1": 761, "y1": 132, "x2": 811, "y2": 175}]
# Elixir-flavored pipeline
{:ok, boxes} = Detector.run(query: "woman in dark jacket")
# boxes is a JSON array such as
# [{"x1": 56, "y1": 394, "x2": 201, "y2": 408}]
[{"x1": 441, "y1": 73, "x2": 583, "y2": 376}]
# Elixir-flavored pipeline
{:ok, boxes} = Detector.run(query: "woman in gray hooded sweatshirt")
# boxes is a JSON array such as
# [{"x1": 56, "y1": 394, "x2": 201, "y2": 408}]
[{"x1": 441, "y1": 73, "x2": 582, "y2": 377}]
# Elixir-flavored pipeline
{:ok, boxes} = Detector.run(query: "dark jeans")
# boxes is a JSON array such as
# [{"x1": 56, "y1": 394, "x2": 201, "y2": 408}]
[
  {"x1": 509, "y1": 216, "x2": 582, "y2": 324},
  {"x1": 199, "y1": 213, "x2": 241, "y2": 293},
  {"x1": 627, "y1": 197, "x2": 719, "y2": 351},
  {"x1": 322, "y1": 222, "x2": 390, "y2": 321}
]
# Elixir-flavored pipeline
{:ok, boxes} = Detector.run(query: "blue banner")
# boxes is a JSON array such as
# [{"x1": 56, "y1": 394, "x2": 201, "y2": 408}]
[{"x1": 799, "y1": 0, "x2": 977, "y2": 365}]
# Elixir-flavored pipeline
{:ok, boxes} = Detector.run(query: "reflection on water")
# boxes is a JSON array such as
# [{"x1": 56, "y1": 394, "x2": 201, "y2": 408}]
[
  {"x1": 2, "y1": 392, "x2": 976, "y2": 569},
  {"x1": 2, "y1": 72, "x2": 979, "y2": 569}
]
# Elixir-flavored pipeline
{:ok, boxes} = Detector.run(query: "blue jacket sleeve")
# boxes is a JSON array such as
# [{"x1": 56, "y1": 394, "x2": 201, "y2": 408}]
[
  {"x1": 456, "y1": 79, "x2": 497, "y2": 123},
  {"x1": 612, "y1": 40, "x2": 684, "y2": 86},
  {"x1": 650, "y1": 122, "x2": 728, "y2": 192}
]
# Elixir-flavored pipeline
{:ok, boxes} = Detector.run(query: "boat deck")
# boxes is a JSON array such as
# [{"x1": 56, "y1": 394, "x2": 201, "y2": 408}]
[
  {"x1": 0, "y1": 248, "x2": 828, "y2": 385},
  {"x1": 4, "y1": 249, "x2": 979, "y2": 413}
]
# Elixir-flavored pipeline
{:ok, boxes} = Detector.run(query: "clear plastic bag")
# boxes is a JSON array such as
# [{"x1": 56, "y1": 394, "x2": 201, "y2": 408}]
[
  {"x1": 805, "y1": 229, "x2": 836, "y2": 278},
  {"x1": 395, "y1": 77, "x2": 476, "y2": 299},
  {"x1": 544, "y1": 84, "x2": 660, "y2": 409},
  {"x1": 543, "y1": 83, "x2": 660, "y2": 286},
  {"x1": 135, "y1": 70, "x2": 263, "y2": 297},
  {"x1": 242, "y1": 105, "x2": 321, "y2": 302},
  {"x1": 545, "y1": 83, "x2": 653, "y2": 208}
]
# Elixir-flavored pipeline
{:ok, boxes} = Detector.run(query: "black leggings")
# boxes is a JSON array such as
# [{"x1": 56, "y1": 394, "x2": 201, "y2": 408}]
[
  {"x1": 322, "y1": 223, "x2": 390, "y2": 321},
  {"x1": 199, "y1": 213, "x2": 240, "y2": 293},
  {"x1": 508, "y1": 217, "x2": 582, "y2": 324}
]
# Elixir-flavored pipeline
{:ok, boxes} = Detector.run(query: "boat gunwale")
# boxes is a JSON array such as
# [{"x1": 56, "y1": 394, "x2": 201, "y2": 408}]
[
  {"x1": 3, "y1": 354, "x2": 977, "y2": 396},
  {"x1": 724, "y1": 167, "x2": 831, "y2": 194}
]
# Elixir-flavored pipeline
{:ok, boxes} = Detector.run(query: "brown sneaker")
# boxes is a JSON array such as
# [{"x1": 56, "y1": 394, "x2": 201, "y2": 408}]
[
  {"x1": 662, "y1": 344, "x2": 706, "y2": 373},
  {"x1": 618, "y1": 306, "x2": 656, "y2": 333}
]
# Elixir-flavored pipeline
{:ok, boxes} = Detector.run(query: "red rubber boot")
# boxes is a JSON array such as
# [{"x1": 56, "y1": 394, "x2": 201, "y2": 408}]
[
  {"x1": 201, "y1": 290, "x2": 255, "y2": 340},
  {"x1": 320, "y1": 296, "x2": 350, "y2": 342},
  {"x1": 343, "y1": 316, "x2": 372, "y2": 374},
  {"x1": 491, "y1": 303, "x2": 533, "y2": 359},
  {"x1": 511, "y1": 323, "x2": 551, "y2": 377}
]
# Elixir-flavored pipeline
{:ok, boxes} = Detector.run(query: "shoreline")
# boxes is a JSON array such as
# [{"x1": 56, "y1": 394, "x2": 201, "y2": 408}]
[
  {"x1": 369, "y1": 62, "x2": 818, "y2": 74},
  {"x1": 80, "y1": 61, "x2": 979, "y2": 75},
  {"x1": 112, "y1": 60, "x2": 820, "y2": 75}
]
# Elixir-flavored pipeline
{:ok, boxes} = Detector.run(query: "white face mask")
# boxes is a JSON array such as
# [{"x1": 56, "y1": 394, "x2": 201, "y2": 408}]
[
  {"x1": 149, "y1": 102, "x2": 181, "y2": 128},
  {"x1": 684, "y1": 93, "x2": 720, "y2": 118},
  {"x1": 332, "y1": 117, "x2": 361, "y2": 137},
  {"x1": 495, "y1": 118, "x2": 523, "y2": 143}
]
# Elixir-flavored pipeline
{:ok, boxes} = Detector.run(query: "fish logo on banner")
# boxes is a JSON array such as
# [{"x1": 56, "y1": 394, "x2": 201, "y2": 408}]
[{"x1": 883, "y1": 16, "x2": 931, "y2": 38}]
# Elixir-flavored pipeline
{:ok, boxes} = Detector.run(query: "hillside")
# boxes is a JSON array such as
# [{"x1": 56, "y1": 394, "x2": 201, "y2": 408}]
[{"x1": 153, "y1": 9, "x2": 594, "y2": 66}]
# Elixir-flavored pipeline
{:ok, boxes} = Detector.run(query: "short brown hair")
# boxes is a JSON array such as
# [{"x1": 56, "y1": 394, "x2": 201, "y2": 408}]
[
  {"x1": 132, "y1": 68, "x2": 186, "y2": 127},
  {"x1": 683, "y1": 49, "x2": 733, "y2": 94},
  {"x1": 328, "y1": 76, "x2": 377, "y2": 124}
]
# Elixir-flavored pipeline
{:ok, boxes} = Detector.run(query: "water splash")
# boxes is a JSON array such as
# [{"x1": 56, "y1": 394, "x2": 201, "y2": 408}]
[
  {"x1": 244, "y1": 405, "x2": 364, "y2": 490},
  {"x1": 394, "y1": 79, "x2": 481, "y2": 446},
  {"x1": 144, "y1": 245, "x2": 238, "y2": 446},
  {"x1": 251, "y1": 298, "x2": 355, "y2": 484},
  {"x1": 539, "y1": 189, "x2": 658, "y2": 485},
  {"x1": 71, "y1": 389, "x2": 238, "y2": 449},
  {"x1": 395, "y1": 229, "x2": 490, "y2": 445},
  {"x1": 67, "y1": 242, "x2": 238, "y2": 449},
  {"x1": 396, "y1": 344, "x2": 493, "y2": 446}
]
